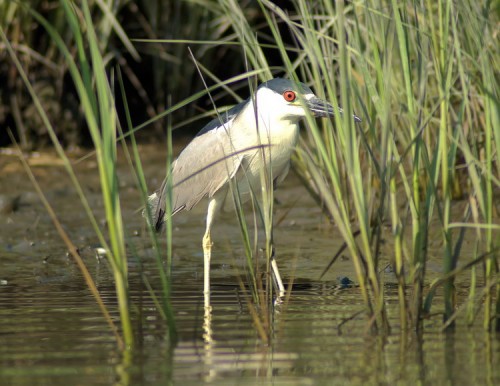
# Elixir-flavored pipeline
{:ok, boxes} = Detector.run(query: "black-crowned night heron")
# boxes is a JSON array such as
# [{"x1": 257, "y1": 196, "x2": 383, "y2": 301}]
[{"x1": 147, "y1": 78, "x2": 360, "y2": 297}]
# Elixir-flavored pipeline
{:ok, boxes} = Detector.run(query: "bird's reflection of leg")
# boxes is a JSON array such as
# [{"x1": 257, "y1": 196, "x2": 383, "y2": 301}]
[{"x1": 202, "y1": 296, "x2": 214, "y2": 381}]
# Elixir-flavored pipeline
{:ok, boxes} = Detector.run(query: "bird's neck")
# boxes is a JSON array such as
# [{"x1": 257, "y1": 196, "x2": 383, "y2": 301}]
[{"x1": 241, "y1": 102, "x2": 300, "y2": 148}]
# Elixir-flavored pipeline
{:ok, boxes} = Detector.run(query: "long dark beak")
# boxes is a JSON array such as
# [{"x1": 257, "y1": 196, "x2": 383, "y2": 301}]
[{"x1": 307, "y1": 97, "x2": 362, "y2": 123}]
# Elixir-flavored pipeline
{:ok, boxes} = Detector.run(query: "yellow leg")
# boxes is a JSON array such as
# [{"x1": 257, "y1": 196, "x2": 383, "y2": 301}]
[
  {"x1": 202, "y1": 229, "x2": 212, "y2": 306},
  {"x1": 202, "y1": 197, "x2": 219, "y2": 307},
  {"x1": 271, "y1": 256, "x2": 285, "y2": 294},
  {"x1": 202, "y1": 221, "x2": 214, "y2": 379}
]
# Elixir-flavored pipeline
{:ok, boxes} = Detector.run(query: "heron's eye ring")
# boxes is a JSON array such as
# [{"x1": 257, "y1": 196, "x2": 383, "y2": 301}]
[{"x1": 283, "y1": 90, "x2": 296, "y2": 102}]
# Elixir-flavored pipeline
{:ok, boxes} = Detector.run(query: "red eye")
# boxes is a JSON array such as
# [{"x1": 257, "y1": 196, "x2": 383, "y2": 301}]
[{"x1": 283, "y1": 90, "x2": 296, "y2": 102}]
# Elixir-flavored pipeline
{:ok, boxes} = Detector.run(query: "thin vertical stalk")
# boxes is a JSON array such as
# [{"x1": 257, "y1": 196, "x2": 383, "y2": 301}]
[
  {"x1": 80, "y1": 0, "x2": 133, "y2": 346},
  {"x1": 116, "y1": 68, "x2": 177, "y2": 342},
  {"x1": 390, "y1": 162, "x2": 407, "y2": 330}
]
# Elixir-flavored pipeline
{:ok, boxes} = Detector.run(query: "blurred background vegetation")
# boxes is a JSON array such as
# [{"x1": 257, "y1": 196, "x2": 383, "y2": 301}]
[{"x1": 0, "y1": 0, "x2": 297, "y2": 148}]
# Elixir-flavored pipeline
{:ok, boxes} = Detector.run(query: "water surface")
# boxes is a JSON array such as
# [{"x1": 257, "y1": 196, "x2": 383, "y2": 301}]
[{"x1": 0, "y1": 145, "x2": 498, "y2": 385}]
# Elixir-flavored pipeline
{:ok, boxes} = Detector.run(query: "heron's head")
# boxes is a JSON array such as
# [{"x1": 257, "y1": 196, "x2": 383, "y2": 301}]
[{"x1": 253, "y1": 78, "x2": 361, "y2": 123}]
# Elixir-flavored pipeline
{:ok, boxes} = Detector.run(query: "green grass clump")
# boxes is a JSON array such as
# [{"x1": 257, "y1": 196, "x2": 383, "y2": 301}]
[
  {"x1": 2, "y1": 0, "x2": 178, "y2": 349},
  {"x1": 207, "y1": 0, "x2": 499, "y2": 331}
]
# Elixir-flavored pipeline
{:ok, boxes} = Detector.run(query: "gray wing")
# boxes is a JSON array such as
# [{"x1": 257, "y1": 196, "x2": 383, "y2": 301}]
[
  {"x1": 195, "y1": 100, "x2": 246, "y2": 136},
  {"x1": 149, "y1": 107, "x2": 246, "y2": 232},
  {"x1": 171, "y1": 128, "x2": 243, "y2": 212}
]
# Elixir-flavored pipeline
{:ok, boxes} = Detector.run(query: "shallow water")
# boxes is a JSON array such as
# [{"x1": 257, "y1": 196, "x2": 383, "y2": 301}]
[{"x1": 0, "y1": 145, "x2": 498, "y2": 385}]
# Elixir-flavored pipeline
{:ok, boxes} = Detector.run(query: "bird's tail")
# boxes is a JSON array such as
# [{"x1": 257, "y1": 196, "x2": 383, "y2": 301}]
[{"x1": 142, "y1": 191, "x2": 165, "y2": 233}]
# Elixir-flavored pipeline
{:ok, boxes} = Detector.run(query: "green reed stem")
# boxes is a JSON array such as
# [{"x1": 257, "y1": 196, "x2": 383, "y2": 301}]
[{"x1": 78, "y1": 0, "x2": 133, "y2": 347}]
